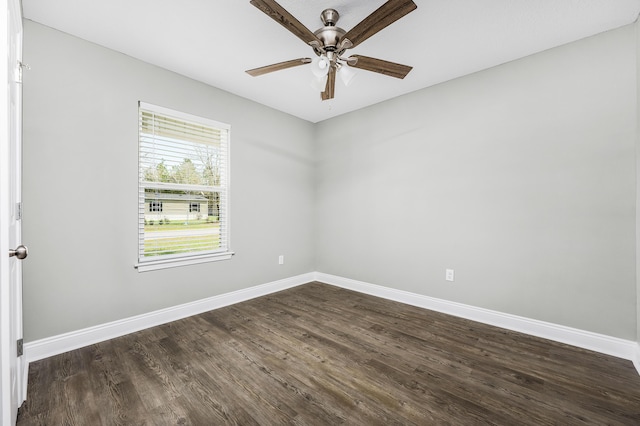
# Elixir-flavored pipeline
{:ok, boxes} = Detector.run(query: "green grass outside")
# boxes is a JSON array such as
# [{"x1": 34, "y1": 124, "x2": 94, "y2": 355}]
[{"x1": 144, "y1": 234, "x2": 221, "y2": 257}]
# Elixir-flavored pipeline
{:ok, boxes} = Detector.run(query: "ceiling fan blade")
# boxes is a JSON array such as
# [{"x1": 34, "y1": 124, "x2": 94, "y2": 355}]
[
  {"x1": 246, "y1": 58, "x2": 312, "y2": 77},
  {"x1": 321, "y1": 67, "x2": 336, "y2": 100},
  {"x1": 250, "y1": 0, "x2": 321, "y2": 45},
  {"x1": 349, "y1": 55, "x2": 413, "y2": 79},
  {"x1": 343, "y1": 0, "x2": 417, "y2": 48}
]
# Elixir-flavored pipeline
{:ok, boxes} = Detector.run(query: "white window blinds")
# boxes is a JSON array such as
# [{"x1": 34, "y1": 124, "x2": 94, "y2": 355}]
[{"x1": 137, "y1": 102, "x2": 231, "y2": 270}]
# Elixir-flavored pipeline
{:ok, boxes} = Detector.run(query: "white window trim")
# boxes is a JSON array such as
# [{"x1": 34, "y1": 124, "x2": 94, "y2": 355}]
[
  {"x1": 135, "y1": 251, "x2": 234, "y2": 272},
  {"x1": 135, "y1": 102, "x2": 233, "y2": 272}
]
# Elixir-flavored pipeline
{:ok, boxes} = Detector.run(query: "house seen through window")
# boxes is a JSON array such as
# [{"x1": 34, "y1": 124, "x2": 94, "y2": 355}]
[
  {"x1": 149, "y1": 201, "x2": 163, "y2": 212},
  {"x1": 137, "y1": 102, "x2": 232, "y2": 271}
]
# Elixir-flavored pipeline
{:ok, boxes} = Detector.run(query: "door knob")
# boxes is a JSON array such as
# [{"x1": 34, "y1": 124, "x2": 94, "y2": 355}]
[{"x1": 9, "y1": 245, "x2": 28, "y2": 260}]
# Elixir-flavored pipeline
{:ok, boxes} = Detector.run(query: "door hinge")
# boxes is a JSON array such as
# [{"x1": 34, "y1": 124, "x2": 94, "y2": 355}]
[
  {"x1": 16, "y1": 202, "x2": 22, "y2": 220},
  {"x1": 16, "y1": 61, "x2": 30, "y2": 84},
  {"x1": 17, "y1": 339, "x2": 23, "y2": 357}
]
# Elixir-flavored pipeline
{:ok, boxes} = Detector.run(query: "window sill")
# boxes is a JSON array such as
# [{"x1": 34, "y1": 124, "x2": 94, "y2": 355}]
[{"x1": 135, "y1": 251, "x2": 234, "y2": 272}]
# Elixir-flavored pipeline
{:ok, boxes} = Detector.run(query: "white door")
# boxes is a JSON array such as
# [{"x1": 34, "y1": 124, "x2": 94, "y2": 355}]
[{"x1": 1, "y1": 0, "x2": 25, "y2": 424}]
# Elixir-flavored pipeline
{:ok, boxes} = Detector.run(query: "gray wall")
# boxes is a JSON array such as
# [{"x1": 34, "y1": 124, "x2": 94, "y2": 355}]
[
  {"x1": 315, "y1": 24, "x2": 637, "y2": 340},
  {"x1": 23, "y1": 20, "x2": 638, "y2": 344},
  {"x1": 22, "y1": 21, "x2": 316, "y2": 342}
]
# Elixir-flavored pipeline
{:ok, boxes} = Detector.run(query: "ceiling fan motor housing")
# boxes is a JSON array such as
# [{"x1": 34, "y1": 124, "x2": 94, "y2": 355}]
[{"x1": 315, "y1": 8, "x2": 345, "y2": 51}]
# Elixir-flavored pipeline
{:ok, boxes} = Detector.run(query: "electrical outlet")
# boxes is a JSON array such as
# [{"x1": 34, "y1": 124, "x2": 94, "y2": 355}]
[
  {"x1": 278, "y1": 255, "x2": 284, "y2": 265},
  {"x1": 446, "y1": 269, "x2": 454, "y2": 282}
]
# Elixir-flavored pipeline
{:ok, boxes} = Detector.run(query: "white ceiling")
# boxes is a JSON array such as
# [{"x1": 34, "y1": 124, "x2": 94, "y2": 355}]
[{"x1": 22, "y1": 0, "x2": 640, "y2": 123}]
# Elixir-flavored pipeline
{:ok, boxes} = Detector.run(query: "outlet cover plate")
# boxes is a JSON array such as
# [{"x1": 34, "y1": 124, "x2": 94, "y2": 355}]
[{"x1": 446, "y1": 269, "x2": 454, "y2": 282}]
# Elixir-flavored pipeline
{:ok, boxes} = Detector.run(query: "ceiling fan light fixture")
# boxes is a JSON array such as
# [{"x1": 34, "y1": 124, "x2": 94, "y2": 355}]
[
  {"x1": 311, "y1": 55, "x2": 330, "y2": 78},
  {"x1": 338, "y1": 63, "x2": 357, "y2": 87}
]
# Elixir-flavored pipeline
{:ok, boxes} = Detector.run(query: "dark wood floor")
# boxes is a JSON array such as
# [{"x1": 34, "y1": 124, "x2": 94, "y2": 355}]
[{"x1": 17, "y1": 282, "x2": 640, "y2": 425}]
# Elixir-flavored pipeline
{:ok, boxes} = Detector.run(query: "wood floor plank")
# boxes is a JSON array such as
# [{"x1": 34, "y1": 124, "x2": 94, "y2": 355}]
[
  {"x1": 18, "y1": 282, "x2": 640, "y2": 425},
  {"x1": 198, "y1": 311, "x2": 353, "y2": 423},
  {"x1": 228, "y1": 310, "x2": 447, "y2": 424},
  {"x1": 115, "y1": 338, "x2": 185, "y2": 412}
]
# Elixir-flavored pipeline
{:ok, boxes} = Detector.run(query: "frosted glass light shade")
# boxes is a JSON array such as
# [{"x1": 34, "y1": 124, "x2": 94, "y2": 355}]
[
  {"x1": 339, "y1": 64, "x2": 357, "y2": 86},
  {"x1": 311, "y1": 55, "x2": 330, "y2": 78}
]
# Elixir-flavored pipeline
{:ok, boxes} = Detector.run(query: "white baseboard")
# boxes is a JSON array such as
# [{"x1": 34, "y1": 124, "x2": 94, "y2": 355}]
[
  {"x1": 24, "y1": 272, "x2": 314, "y2": 363},
  {"x1": 315, "y1": 272, "x2": 639, "y2": 366},
  {"x1": 24, "y1": 271, "x2": 640, "y2": 378}
]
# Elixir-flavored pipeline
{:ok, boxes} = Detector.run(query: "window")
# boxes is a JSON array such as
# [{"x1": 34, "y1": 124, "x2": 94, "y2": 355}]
[{"x1": 136, "y1": 102, "x2": 232, "y2": 272}]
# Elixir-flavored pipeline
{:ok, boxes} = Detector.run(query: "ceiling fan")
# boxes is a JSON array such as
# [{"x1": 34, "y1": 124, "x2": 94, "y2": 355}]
[{"x1": 246, "y1": 0, "x2": 417, "y2": 101}]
